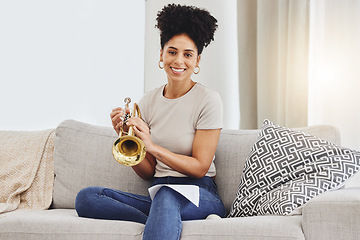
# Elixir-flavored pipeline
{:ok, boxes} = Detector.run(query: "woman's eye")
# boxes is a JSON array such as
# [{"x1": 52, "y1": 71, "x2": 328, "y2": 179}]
[
  {"x1": 185, "y1": 53, "x2": 192, "y2": 58},
  {"x1": 168, "y1": 51, "x2": 176, "y2": 55}
]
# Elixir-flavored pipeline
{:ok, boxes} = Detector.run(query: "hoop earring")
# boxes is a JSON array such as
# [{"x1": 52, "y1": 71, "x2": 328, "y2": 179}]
[
  {"x1": 194, "y1": 66, "x2": 200, "y2": 74},
  {"x1": 158, "y1": 60, "x2": 164, "y2": 69}
]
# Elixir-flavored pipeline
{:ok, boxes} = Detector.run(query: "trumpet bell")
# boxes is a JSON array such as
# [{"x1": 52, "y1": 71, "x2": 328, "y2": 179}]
[{"x1": 112, "y1": 135, "x2": 146, "y2": 166}]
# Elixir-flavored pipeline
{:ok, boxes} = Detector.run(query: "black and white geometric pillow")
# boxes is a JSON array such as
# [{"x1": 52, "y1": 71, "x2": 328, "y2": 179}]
[{"x1": 228, "y1": 119, "x2": 360, "y2": 217}]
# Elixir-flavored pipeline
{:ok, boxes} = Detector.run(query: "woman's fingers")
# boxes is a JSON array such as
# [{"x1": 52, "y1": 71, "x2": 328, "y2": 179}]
[
  {"x1": 110, "y1": 106, "x2": 135, "y2": 136},
  {"x1": 110, "y1": 107, "x2": 126, "y2": 135},
  {"x1": 126, "y1": 117, "x2": 149, "y2": 134}
]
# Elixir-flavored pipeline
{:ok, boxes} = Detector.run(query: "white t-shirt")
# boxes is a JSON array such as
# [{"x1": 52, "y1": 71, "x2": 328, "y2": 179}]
[{"x1": 138, "y1": 83, "x2": 223, "y2": 178}]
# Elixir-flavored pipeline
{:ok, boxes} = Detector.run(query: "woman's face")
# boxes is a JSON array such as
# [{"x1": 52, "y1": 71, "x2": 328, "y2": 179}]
[{"x1": 160, "y1": 33, "x2": 201, "y2": 84}]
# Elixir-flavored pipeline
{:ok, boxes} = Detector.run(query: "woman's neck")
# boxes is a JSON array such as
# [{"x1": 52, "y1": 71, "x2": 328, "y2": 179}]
[{"x1": 163, "y1": 80, "x2": 196, "y2": 99}]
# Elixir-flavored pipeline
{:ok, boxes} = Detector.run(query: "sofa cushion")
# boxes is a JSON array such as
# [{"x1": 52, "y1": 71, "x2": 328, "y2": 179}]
[
  {"x1": 228, "y1": 119, "x2": 360, "y2": 217},
  {"x1": 0, "y1": 209, "x2": 304, "y2": 240},
  {"x1": 0, "y1": 209, "x2": 144, "y2": 240},
  {"x1": 52, "y1": 120, "x2": 152, "y2": 209},
  {"x1": 182, "y1": 215, "x2": 304, "y2": 240}
]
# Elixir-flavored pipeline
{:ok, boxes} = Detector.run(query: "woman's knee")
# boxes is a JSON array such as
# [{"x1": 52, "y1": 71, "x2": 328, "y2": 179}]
[
  {"x1": 198, "y1": 188, "x2": 226, "y2": 217},
  {"x1": 153, "y1": 187, "x2": 181, "y2": 206},
  {"x1": 75, "y1": 186, "x2": 103, "y2": 217}
]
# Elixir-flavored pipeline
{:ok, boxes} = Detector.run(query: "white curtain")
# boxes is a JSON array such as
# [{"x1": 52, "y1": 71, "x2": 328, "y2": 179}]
[
  {"x1": 144, "y1": 0, "x2": 239, "y2": 129},
  {"x1": 237, "y1": 0, "x2": 310, "y2": 129},
  {"x1": 237, "y1": 0, "x2": 360, "y2": 150},
  {"x1": 308, "y1": 0, "x2": 360, "y2": 150}
]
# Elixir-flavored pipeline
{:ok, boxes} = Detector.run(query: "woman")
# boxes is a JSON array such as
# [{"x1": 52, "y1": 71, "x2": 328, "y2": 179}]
[{"x1": 75, "y1": 4, "x2": 225, "y2": 240}]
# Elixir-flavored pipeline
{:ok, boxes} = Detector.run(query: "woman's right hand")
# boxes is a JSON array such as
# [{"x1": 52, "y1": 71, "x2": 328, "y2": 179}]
[{"x1": 110, "y1": 107, "x2": 130, "y2": 135}]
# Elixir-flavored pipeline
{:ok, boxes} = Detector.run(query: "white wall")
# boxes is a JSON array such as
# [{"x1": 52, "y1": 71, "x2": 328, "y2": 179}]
[
  {"x1": 0, "y1": 0, "x2": 145, "y2": 131},
  {"x1": 144, "y1": 0, "x2": 239, "y2": 129}
]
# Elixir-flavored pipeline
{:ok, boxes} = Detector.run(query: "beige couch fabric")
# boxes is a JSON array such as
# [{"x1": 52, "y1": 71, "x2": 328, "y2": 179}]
[
  {"x1": 303, "y1": 187, "x2": 360, "y2": 240},
  {"x1": 1, "y1": 209, "x2": 305, "y2": 240},
  {"x1": 0, "y1": 129, "x2": 55, "y2": 214},
  {"x1": 52, "y1": 120, "x2": 152, "y2": 209}
]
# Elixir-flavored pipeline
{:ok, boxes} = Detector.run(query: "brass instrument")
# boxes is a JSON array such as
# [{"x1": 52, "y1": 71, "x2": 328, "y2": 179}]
[{"x1": 112, "y1": 97, "x2": 146, "y2": 166}]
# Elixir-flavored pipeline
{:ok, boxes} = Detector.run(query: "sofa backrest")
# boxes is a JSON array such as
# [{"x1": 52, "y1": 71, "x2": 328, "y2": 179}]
[
  {"x1": 52, "y1": 120, "x2": 152, "y2": 209},
  {"x1": 215, "y1": 126, "x2": 341, "y2": 213},
  {"x1": 52, "y1": 119, "x2": 341, "y2": 213}
]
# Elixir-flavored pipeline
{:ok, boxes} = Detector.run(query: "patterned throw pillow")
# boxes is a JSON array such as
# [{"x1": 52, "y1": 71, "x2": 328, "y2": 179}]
[{"x1": 228, "y1": 120, "x2": 360, "y2": 217}]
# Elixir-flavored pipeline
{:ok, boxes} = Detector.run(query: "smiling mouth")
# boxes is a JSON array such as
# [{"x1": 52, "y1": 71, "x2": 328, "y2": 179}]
[{"x1": 170, "y1": 67, "x2": 186, "y2": 73}]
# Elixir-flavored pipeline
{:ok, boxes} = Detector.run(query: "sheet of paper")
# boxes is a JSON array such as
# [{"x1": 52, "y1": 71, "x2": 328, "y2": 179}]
[{"x1": 148, "y1": 184, "x2": 200, "y2": 207}]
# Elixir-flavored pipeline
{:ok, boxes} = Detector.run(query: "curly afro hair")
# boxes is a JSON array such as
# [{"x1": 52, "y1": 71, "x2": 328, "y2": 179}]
[{"x1": 155, "y1": 4, "x2": 218, "y2": 55}]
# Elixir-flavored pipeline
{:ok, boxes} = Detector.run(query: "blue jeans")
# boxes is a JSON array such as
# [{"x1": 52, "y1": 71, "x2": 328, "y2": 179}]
[{"x1": 75, "y1": 176, "x2": 226, "y2": 240}]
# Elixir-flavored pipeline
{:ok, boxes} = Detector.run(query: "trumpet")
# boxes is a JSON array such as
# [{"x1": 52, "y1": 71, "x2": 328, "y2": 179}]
[{"x1": 112, "y1": 97, "x2": 146, "y2": 166}]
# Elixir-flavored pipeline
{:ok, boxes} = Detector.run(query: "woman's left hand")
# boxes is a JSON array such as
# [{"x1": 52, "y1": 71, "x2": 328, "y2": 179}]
[
  {"x1": 124, "y1": 117, "x2": 157, "y2": 180},
  {"x1": 126, "y1": 117, "x2": 153, "y2": 151}
]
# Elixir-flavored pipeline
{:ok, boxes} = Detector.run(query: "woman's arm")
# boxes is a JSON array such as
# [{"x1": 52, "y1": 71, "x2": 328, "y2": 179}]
[
  {"x1": 131, "y1": 152, "x2": 156, "y2": 180},
  {"x1": 128, "y1": 117, "x2": 220, "y2": 179},
  {"x1": 150, "y1": 129, "x2": 220, "y2": 178}
]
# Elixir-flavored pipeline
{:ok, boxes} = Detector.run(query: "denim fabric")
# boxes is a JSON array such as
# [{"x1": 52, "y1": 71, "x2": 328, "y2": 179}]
[{"x1": 75, "y1": 176, "x2": 226, "y2": 240}]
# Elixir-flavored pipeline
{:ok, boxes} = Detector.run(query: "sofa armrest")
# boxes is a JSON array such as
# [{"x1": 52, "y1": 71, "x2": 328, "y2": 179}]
[{"x1": 302, "y1": 188, "x2": 360, "y2": 240}]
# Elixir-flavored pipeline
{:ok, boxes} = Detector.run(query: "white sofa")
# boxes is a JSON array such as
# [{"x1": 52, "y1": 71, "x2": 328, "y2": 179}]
[{"x1": 1, "y1": 119, "x2": 360, "y2": 240}]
